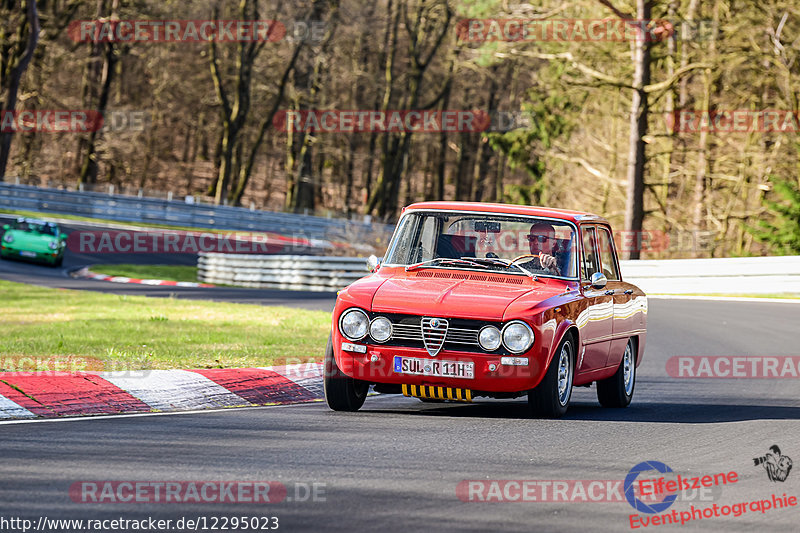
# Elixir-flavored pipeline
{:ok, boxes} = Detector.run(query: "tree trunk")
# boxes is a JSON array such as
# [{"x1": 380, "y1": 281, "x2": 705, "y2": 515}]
[
  {"x1": 622, "y1": 0, "x2": 652, "y2": 260},
  {"x1": 208, "y1": 0, "x2": 262, "y2": 204},
  {"x1": 473, "y1": 73, "x2": 498, "y2": 202},
  {"x1": 656, "y1": 1, "x2": 679, "y2": 228},
  {"x1": 368, "y1": 0, "x2": 451, "y2": 220},
  {"x1": 0, "y1": 0, "x2": 39, "y2": 181},
  {"x1": 366, "y1": 0, "x2": 401, "y2": 217},
  {"x1": 690, "y1": 0, "x2": 719, "y2": 256},
  {"x1": 283, "y1": 0, "x2": 334, "y2": 212},
  {"x1": 228, "y1": 41, "x2": 304, "y2": 206},
  {"x1": 455, "y1": 132, "x2": 475, "y2": 201},
  {"x1": 79, "y1": 0, "x2": 119, "y2": 186}
]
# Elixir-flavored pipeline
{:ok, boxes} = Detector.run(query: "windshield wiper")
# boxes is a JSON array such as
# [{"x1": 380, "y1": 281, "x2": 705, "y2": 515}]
[
  {"x1": 461, "y1": 257, "x2": 539, "y2": 281},
  {"x1": 405, "y1": 257, "x2": 491, "y2": 272}
]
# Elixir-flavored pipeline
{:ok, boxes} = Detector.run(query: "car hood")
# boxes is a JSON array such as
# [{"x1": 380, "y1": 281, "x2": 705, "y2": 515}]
[
  {"x1": 5, "y1": 231, "x2": 58, "y2": 249},
  {"x1": 371, "y1": 273, "x2": 556, "y2": 320}
]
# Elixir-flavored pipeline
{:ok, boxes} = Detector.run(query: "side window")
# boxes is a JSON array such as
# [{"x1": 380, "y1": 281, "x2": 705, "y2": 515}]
[
  {"x1": 598, "y1": 228, "x2": 620, "y2": 281},
  {"x1": 581, "y1": 227, "x2": 600, "y2": 281}
]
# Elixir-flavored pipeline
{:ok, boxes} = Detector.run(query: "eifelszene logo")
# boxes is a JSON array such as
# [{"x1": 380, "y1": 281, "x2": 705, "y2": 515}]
[
  {"x1": 753, "y1": 445, "x2": 793, "y2": 482},
  {"x1": 625, "y1": 461, "x2": 678, "y2": 514},
  {"x1": 624, "y1": 461, "x2": 734, "y2": 515}
]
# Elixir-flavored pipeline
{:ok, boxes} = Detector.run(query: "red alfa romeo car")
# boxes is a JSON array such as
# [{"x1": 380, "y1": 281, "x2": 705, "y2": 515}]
[{"x1": 324, "y1": 202, "x2": 647, "y2": 418}]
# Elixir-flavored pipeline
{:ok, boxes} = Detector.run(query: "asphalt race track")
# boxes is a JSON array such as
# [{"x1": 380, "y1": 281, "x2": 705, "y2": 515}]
[{"x1": 2, "y1": 217, "x2": 800, "y2": 532}]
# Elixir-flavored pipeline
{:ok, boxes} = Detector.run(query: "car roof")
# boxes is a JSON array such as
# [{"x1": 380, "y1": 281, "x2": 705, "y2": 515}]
[
  {"x1": 15, "y1": 217, "x2": 56, "y2": 226},
  {"x1": 403, "y1": 201, "x2": 609, "y2": 224}
]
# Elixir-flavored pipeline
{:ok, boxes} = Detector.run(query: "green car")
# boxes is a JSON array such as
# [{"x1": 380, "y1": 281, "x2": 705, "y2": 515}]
[{"x1": 1, "y1": 217, "x2": 67, "y2": 267}]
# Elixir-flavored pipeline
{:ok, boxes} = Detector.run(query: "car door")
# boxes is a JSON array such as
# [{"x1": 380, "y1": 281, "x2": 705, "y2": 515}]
[
  {"x1": 597, "y1": 225, "x2": 647, "y2": 368},
  {"x1": 596, "y1": 225, "x2": 629, "y2": 368},
  {"x1": 576, "y1": 225, "x2": 614, "y2": 373}
]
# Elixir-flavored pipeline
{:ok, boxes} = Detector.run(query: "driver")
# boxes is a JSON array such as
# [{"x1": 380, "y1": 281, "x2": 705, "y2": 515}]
[{"x1": 520, "y1": 222, "x2": 563, "y2": 276}]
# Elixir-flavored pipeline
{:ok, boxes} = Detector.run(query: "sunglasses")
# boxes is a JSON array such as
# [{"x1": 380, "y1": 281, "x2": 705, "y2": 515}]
[{"x1": 527, "y1": 235, "x2": 552, "y2": 243}]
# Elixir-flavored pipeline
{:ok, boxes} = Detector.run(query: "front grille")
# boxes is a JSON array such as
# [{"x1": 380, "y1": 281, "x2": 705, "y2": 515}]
[
  {"x1": 421, "y1": 317, "x2": 448, "y2": 356},
  {"x1": 369, "y1": 313, "x2": 508, "y2": 355}
]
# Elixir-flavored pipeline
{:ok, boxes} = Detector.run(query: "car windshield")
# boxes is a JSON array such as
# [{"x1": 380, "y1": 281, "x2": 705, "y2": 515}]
[
  {"x1": 13, "y1": 221, "x2": 58, "y2": 235},
  {"x1": 384, "y1": 210, "x2": 578, "y2": 279}
]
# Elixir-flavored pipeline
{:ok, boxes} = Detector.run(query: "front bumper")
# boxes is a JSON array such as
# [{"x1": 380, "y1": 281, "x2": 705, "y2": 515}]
[
  {"x1": 1, "y1": 246, "x2": 62, "y2": 263},
  {"x1": 332, "y1": 332, "x2": 548, "y2": 393}
]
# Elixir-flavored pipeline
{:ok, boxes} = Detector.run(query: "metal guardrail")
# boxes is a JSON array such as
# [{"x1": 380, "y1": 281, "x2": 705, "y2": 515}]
[
  {"x1": 619, "y1": 256, "x2": 800, "y2": 294},
  {"x1": 198, "y1": 253, "x2": 369, "y2": 292},
  {"x1": 197, "y1": 253, "x2": 800, "y2": 294},
  {"x1": 0, "y1": 183, "x2": 392, "y2": 248}
]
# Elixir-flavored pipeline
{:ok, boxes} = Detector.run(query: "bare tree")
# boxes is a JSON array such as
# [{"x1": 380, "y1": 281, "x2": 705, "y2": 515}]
[
  {"x1": 367, "y1": 0, "x2": 452, "y2": 221},
  {"x1": 0, "y1": 0, "x2": 39, "y2": 181}
]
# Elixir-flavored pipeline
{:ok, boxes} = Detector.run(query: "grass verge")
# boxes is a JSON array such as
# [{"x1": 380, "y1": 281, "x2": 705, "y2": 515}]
[
  {"x1": 90, "y1": 264, "x2": 200, "y2": 283},
  {"x1": 0, "y1": 279, "x2": 329, "y2": 371}
]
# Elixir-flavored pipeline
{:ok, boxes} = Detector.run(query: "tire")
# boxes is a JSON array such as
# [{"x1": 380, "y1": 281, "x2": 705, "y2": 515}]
[
  {"x1": 323, "y1": 334, "x2": 368, "y2": 412},
  {"x1": 597, "y1": 338, "x2": 636, "y2": 408},
  {"x1": 52, "y1": 256, "x2": 63, "y2": 267},
  {"x1": 528, "y1": 334, "x2": 575, "y2": 418}
]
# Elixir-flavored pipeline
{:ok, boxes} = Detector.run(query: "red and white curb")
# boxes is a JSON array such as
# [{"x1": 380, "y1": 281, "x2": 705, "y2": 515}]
[
  {"x1": 73, "y1": 267, "x2": 214, "y2": 288},
  {"x1": 0, "y1": 363, "x2": 322, "y2": 420}
]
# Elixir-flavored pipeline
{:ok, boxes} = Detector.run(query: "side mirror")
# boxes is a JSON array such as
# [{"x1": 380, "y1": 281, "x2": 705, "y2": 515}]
[
  {"x1": 590, "y1": 272, "x2": 608, "y2": 289},
  {"x1": 366, "y1": 255, "x2": 382, "y2": 272},
  {"x1": 60, "y1": 233, "x2": 68, "y2": 240},
  {"x1": 2, "y1": 225, "x2": 8, "y2": 231}
]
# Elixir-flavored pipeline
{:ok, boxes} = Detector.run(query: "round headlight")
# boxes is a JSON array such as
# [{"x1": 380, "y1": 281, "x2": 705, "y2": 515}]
[
  {"x1": 478, "y1": 326, "x2": 502, "y2": 351},
  {"x1": 3, "y1": 234, "x2": 12, "y2": 243},
  {"x1": 369, "y1": 316, "x2": 392, "y2": 343},
  {"x1": 339, "y1": 308, "x2": 369, "y2": 341},
  {"x1": 502, "y1": 321, "x2": 534, "y2": 354},
  {"x1": 49, "y1": 241, "x2": 58, "y2": 250}
]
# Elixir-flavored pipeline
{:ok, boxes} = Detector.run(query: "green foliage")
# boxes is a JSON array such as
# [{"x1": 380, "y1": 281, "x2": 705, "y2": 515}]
[
  {"x1": 750, "y1": 175, "x2": 800, "y2": 254},
  {"x1": 502, "y1": 183, "x2": 542, "y2": 206},
  {"x1": 453, "y1": 0, "x2": 504, "y2": 18},
  {"x1": 487, "y1": 64, "x2": 578, "y2": 203}
]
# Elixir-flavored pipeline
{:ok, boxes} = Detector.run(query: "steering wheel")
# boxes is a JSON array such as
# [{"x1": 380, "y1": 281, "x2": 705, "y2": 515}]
[
  {"x1": 509, "y1": 254, "x2": 539, "y2": 264},
  {"x1": 485, "y1": 252, "x2": 499, "y2": 259}
]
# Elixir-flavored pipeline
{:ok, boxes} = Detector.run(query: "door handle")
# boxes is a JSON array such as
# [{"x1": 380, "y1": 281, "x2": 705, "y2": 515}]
[
  {"x1": 604, "y1": 290, "x2": 615, "y2": 295},
  {"x1": 624, "y1": 289, "x2": 633, "y2": 295}
]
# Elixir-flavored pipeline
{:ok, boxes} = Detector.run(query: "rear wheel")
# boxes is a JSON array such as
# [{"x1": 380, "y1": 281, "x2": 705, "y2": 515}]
[
  {"x1": 528, "y1": 335, "x2": 575, "y2": 418},
  {"x1": 597, "y1": 339, "x2": 636, "y2": 408},
  {"x1": 323, "y1": 334, "x2": 368, "y2": 411}
]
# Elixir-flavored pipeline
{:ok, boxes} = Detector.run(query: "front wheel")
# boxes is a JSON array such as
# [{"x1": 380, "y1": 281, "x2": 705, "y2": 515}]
[
  {"x1": 528, "y1": 335, "x2": 575, "y2": 418},
  {"x1": 323, "y1": 334, "x2": 368, "y2": 412},
  {"x1": 596, "y1": 339, "x2": 636, "y2": 408}
]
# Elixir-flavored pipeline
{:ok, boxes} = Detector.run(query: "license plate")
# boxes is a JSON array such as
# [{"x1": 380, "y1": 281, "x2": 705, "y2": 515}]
[
  {"x1": 19, "y1": 251, "x2": 36, "y2": 258},
  {"x1": 393, "y1": 356, "x2": 474, "y2": 379}
]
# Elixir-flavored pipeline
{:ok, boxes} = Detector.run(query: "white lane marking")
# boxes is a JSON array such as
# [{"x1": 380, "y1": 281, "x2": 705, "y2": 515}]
[
  {"x1": 0, "y1": 393, "x2": 36, "y2": 419},
  {"x1": 648, "y1": 294, "x2": 800, "y2": 304},
  {"x1": 102, "y1": 370, "x2": 252, "y2": 410},
  {"x1": 0, "y1": 400, "x2": 324, "y2": 426}
]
